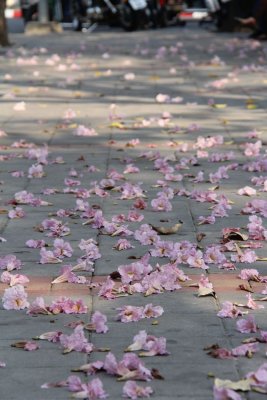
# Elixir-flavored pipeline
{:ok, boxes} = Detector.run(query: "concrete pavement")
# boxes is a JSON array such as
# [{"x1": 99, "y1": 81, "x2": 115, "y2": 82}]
[{"x1": 0, "y1": 25, "x2": 267, "y2": 399}]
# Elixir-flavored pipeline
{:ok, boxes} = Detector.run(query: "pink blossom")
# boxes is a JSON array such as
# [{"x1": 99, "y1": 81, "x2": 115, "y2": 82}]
[
  {"x1": 236, "y1": 315, "x2": 258, "y2": 333},
  {"x1": 243, "y1": 140, "x2": 262, "y2": 157},
  {"x1": 50, "y1": 297, "x2": 87, "y2": 314},
  {"x1": 0, "y1": 361, "x2": 6, "y2": 368},
  {"x1": 133, "y1": 199, "x2": 147, "y2": 210},
  {"x1": 237, "y1": 186, "x2": 257, "y2": 196},
  {"x1": 11, "y1": 170, "x2": 25, "y2": 178},
  {"x1": 28, "y1": 164, "x2": 45, "y2": 178},
  {"x1": 204, "y1": 246, "x2": 226, "y2": 264},
  {"x1": 156, "y1": 93, "x2": 171, "y2": 103},
  {"x1": 41, "y1": 218, "x2": 70, "y2": 237},
  {"x1": 74, "y1": 125, "x2": 98, "y2": 136},
  {"x1": 0, "y1": 255, "x2": 22, "y2": 271},
  {"x1": 117, "y1": 306, "x2": 144, "y2": 323},
  {"x1": 134, "y1": 224, "x2": 159, "y2": 246},
  {"x1": 242, "y1": 199, "x2": 267, "y2": 217},
  {"x1": 91, "y1": 311, "x2": 109, "y2": 333},
  {"x1": 231, "y1": 342, "x2": 259, "y2": 356},
  {"x1": 247, "y1": 215, "x2": 267, "y2": 240},
  {"x1": 53, "y1": 238, "x2": 73, "y2": 258},
  {"x1": 24, "y1": 342, "x2": 40, "y2": 351},
  {"x1": 8, "y1": 207, "x2": 26, "y2": 219},
  {"x1": 120, "y1": 183, "x2": 145, "y2": 200},
  {"x1": 72, "y1": 378, "x2": 108, "y2": 399},
  {"x1": 246, "y1": 293, "x2": 264, "y2": 310},
  {"x1": 0, "y1": 271, "x2": 29, "y2": 287},
  {"x1": 198, "y1": 215, "x2": 216, "y2": 225},
  {"x1": 246, "y1": 363, "x2": 267, "y2": 389},
  {"x1": 124, "y1": 164, "x2": 140, "y2": 174},
  {"x1": 2, "y1": 285, "x2": 29, "y2": 310},
  {"x1": 98, "y1": 276, "x2": 116, "y2": 300},
  {"x1": 231, "y1": 249, "x2": 257, "y2": 263},
  {"x1": 143, "y1": 304, "x2": 164, "y2": 319},
  {"x1": 60, "y1": 325, "x2": 94, "y2": 354},
  {"x1": 187, "y1": 250, "x2": 209, "y2": 270},
  {"x1": 40, "y1": 248, "x2": 62, "y2": 264},
  {"x1": 104, "y1": 352, "x2": 152, "y2": 381},
  {"x1": 63, "y1": 108, "x2": 76, "y2": 120},
  {"x1": 213, "y1": 386, "x2": 242, "y2": 400},
  {"x1": 239, "y1": 269, "x2": 260, "y2": 281},
  {"x1": 217, "y1": 302, "x2": 243, "y2": 318},
  {"x1": 123, "y1": 381, "x2": 153, "y2": 399},
  {"x1": 127, "y1": 330, "x2": 169, "y2": 356},
  {"x1": 37, "y1": 331, "x2": 62, "y2": 343},
  {"x1": 114, "y1": 239, "x2": 134, "y2": 251},
  {"x1": 26, "y1": 239, "x2": 46, "y2": 248},
  {"x1": 27, "y1": 297, "x2": 51, "y2": 315}
]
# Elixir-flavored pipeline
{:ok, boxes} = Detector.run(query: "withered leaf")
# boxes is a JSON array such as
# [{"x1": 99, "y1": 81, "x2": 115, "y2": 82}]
[
  {"x1": 11, "y1": 341, "x2": 27, "y2": 348},
  {"x1": 77, "y1": 155, "x2": 85, "y2": 161},
  {"x1": 223, "y1": 230, "x2": 248, "y2": 242},
  {"x1": 151, "y1": 222, "x2": 183, "y2": 235},
  {"x1": 239, "y1": 283, "x2": 254, "y2": 293},
  {"x1": 151, "y1": 368, "x2": 164, "y2": 380},
  {"x1": 110, "y1": 271, "x2": 121, "y2": 280},
  {"x1": 214, "y1": 378, "x2": 251, "y2": 392},
  {"x1": 198, "y1": 286, "x2": 216, "y2": 298},
  {"x1": 196, "y1": 233, "x2": 206, "y2": 242}
]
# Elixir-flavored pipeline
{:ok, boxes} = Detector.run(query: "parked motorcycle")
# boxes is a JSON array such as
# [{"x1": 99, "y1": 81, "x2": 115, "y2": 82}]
[{"x1": 71, "y1": 0, "x2": 150, "y2": 31}]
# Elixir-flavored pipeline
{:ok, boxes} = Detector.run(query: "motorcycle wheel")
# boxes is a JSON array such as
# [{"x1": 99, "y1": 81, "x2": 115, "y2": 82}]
[{"x1": 120, "y1": 4, "x2": 137, "y2": 31}]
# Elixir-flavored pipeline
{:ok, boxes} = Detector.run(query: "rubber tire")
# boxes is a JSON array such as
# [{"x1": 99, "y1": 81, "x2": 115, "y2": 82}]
[{"x1": 120, "y1": 4, "x2": 137, "y2": 31}]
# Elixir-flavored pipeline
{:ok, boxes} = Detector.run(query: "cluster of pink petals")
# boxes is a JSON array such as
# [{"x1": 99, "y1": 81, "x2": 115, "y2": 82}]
[
  {"x1": 0, "y1": 255, "x2": 22, "y2": 271},
  {"x1": 42, "y1": 376, "x2": 107, "y2": 399},
  {"x1": 151, "y1": 194, "x2": 172, "y2": 212},
  {"x1": 122, "y1": 381, "x2": 153, "y2": 399},
  {"x1": 134, "y1": 224, "x2": 159, "y2": 245},
  {"x1": 118, "y1": 261, "x2": 152, "y2": 284},
  {"x1": 27, "y1": 296, "x2": 87, "y2": 315},
  {"x1": 14, "y1": 190, "x2": 50, "y2": 206},
  {"x1": 2, "y1": 285, "x2": 29, "y2": 310},
  {"x1": 74, "y1": 125, "x2": 98, "y2": 136},
  {"x1": 26, "y1": 239, "x2": 46, "y2": 248},
  {"x1": 60, "y1": 325, "x2": 93, "y2": 354},
  {"x1": 41, "y1": 218, "x2": 70, "y2": 237},
  {"x1": 242, "y1": 199, "x2": 267, "y2": 217},
  {"x1": 8, "y1": 207, "x2": 26, "y2": 219},
  {"x1": 104, "y1": 352, "x2": 152, "y2": 381},
  {"x1": 217, "y1": 302, "x2": 243, "y2": 318},
  {"x1": 28, "y1": 164, "x2": 45, "y2": 178},
  {"x1": 1, "y1": 271, "x2": 29, "y2": 287},
  {"x1": 117, "y1": 304, "x2": 164, "y2": 323},
  {"x1": 231, "y1": 249, "x2": 257, "y2": 263},
  {"x1": 113, "y1": 239, "x2": 135, "y2": 251},
  {"x1": 243, "y1": 140, "x2": 262, "y2": 157},
  {"x1": 246, "y1": 363, "x2": 267, "y2": 391},
  {"x1": 120, "y1": 183, "x2": 145, "y2": 200},
  {"x1": 126, "y1": 330, "x2": 169, "y2": 356},
  {"x1": 91, "y1": 311, "x2": 109, "y2": 333},
  {"x1": 247, "y1": 215, "x2": 267, "y2": 240},
  {"x1": 236, "y1": 315, "x2": 258, "y2": 333}
]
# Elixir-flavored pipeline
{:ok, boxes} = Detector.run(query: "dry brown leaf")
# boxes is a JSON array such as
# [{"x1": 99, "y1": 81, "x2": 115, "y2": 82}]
[
  {"x1": 198, "y1": 286, "x2": 216, "y2": 298},
  {"x1": 151, "y1": 368, "x2": 164, "y2": 380},
  {"x1": 11, "y1": 341, "x2": 27, "y2": 348},
  {"x1": 196, "y1": 233, "x2": 206, "y2": 242},
  {"x1": 151, "y1": 222, "x2": 183, "y2": 235},
  {"x1": 239, "y1": 283, "x2": 254, "y2": 293}
]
